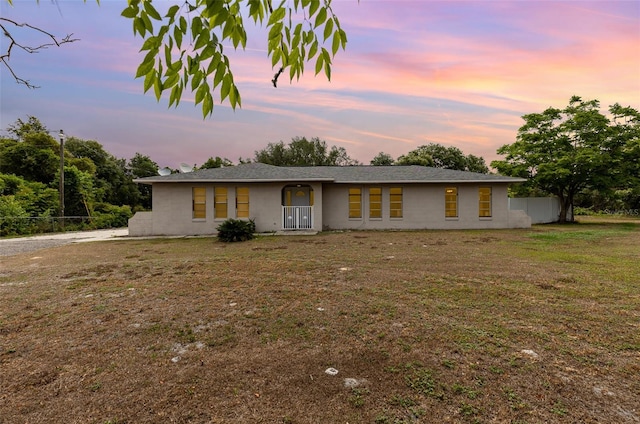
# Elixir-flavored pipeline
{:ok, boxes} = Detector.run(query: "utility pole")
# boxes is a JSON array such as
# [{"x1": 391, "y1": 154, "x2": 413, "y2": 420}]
[{"x1": 59, "y1": 129, "x2": 65, "y2": 230}]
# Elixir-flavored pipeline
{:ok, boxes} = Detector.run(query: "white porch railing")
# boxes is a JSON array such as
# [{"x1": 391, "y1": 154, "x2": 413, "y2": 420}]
[{"x1": 282, "y1": 206, "x2": 313, "y2": 230}]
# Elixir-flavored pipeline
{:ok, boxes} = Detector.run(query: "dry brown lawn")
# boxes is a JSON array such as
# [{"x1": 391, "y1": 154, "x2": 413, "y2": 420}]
[{"x1": 1, "y1": 218, "x2": 639, "y2": 423}]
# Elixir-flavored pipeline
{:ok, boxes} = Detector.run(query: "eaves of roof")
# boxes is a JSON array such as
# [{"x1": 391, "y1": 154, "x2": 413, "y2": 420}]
[{"x1": 134, "y1": 163, "x2": 526, "y2": 184}]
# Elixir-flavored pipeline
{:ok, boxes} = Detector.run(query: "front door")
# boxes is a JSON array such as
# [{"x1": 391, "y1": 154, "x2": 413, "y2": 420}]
[
  {"x1": 283, "y1": 186, "x2": 313, "y2": 229},
  {"x1": 285, "y1": 186, "x2": 311, "y2": 207}
]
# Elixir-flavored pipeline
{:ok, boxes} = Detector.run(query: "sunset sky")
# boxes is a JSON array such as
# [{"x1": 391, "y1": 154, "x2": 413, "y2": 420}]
[{"x1": 1, "y1": 0, "x2": 639, "y2": 169}]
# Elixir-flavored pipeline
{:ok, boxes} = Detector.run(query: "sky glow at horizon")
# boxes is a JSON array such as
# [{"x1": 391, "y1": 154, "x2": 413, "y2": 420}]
[{"x1": 1, "y1": 0, "x2": 638, "y2": 169}]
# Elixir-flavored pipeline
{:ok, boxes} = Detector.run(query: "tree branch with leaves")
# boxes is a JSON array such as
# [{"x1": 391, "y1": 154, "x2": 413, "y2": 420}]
[
  {"x1": 121, "y1": 0, "x2": 348, "y2": 118},
  {"x1": 3, "y1": 0, "x2": 349, "y2": 118}
]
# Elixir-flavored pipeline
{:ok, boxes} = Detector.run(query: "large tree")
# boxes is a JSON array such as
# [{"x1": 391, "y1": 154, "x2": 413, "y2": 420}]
[
  {"x1": 0, "y1": 117, "x2": 59, "y2": 184},
  {"x1": 491, "y1": 96, "x2": 640, "y2": 223},
  {"x1": 255, "y1": 136, "x2": 358, "y2": 166},
  {"x1": 396, "y1": 142, "x2": 489, "y2": 173},
  {"x1": 3, "y1": 0, "x2": 348, "y2": 118}
]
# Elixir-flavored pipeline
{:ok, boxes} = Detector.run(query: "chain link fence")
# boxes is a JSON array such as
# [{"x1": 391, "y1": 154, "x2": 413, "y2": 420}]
[{"x1": 0, "y1": 216, "x2": 96, "y2": 236}]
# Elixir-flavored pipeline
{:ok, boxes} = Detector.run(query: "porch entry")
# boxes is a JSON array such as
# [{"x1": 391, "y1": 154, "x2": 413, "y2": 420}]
[{"x1": 282, "y1": 185, "x2": 314, "y2": 230}]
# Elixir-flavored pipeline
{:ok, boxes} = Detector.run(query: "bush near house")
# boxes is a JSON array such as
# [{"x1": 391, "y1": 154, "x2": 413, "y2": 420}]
[{"x1": 216, "y1": 218, "x2": 256, "y2": 242}]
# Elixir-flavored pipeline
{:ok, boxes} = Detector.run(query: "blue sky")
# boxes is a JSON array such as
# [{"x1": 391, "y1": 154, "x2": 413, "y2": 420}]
[{"x1": 1, "y1": 0, "x2": 639, "y2": 168}]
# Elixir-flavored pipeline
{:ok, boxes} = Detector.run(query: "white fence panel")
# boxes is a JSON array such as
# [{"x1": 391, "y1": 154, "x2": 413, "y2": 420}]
[{"x1": 509, "y1": 197, "x2": 563, "y2": 224}]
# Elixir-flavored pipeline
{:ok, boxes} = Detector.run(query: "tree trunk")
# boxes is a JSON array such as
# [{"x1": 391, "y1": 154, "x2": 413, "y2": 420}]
[
  {"x1": 557, "y1": 193, "x2": 567, "y2": 223},
  {"x1": 558, "y1": 195, "x2": 574, "y2": 223}
]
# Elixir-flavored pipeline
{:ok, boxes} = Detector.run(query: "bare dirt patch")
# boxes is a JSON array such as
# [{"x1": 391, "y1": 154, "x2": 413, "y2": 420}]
[{"x1": 1, "y1": 222, "x2": 639, "y2": 423}]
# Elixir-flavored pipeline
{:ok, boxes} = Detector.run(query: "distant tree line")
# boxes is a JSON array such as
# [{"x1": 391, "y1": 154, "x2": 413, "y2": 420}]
[
  {"x1": 2, "y1": 96, "x2": 637, "y2": 235},
  {"x1": 0, "y1": 117, "x2": 491, "y2": 236}
]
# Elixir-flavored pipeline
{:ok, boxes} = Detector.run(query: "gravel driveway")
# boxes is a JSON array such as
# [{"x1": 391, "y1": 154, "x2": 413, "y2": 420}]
[{"x1": 0, "y1": 229, "x2": 129, "y2": 257}]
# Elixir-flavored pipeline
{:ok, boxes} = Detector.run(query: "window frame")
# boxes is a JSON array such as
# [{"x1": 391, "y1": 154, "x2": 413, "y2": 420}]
[
  {"x1": 348, "y1": 187, "x2": 362, "y2": 219},
  {"x1": 369, "y1": 187, "x2": 382, "y2": 219},
  {"x1": 389, "y1": 187, "x2": 403, "y2": 219},
  {"x1": 445, "y1": 187, "x2": 458, "y2": 218},
  {"x1": 479, "y1": 187, "x2": 492, "y2": 218},
  {"x1": 236, "y1": 187, "x2": 250, "y2": 219},
  {"x1": 214, "y1": 187, "x2": 228, "y2": 219},
  {"x1": 192, "y1": 187, "x2": 206, "y2": 220}
]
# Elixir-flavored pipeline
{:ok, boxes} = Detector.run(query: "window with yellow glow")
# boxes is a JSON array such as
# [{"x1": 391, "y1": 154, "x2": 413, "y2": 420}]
[
  {"x1": 214, "y1": 187, "x2": 227, "y2": 219},
  {"x1": 192, "y1": 187, "x2": 206, "y2": 219},
  {"x1": 479, "y1": 187, "x2": 492, "y2": 217},
  {"x1": 349, "y1": 188, "x2": 362, "y2": 219},
  {"x1": 236, "y1": 187, "x2": 249, "y2": 218},
  {"x1": 445, "y1": 187, "x2": 458, "y2": 218},
  {"x1": 389, "y1": 187, "x2": 403, "y2": 218},
  {"x1": 369, "y1": 187, "x2": 382, "y2": 218}
]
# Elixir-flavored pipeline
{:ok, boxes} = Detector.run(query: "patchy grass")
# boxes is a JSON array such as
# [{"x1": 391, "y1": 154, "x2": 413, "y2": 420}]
[{"x1": 1, "y1": 220, "x2": 639, "y2": 423}]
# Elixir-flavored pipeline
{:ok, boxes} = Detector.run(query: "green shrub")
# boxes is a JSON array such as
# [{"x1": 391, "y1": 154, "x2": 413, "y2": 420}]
[
  {"x1": 217, "y1": 218, "x2": 255, "y2": 242},
  {"x1": 0, "y1": 195, "x2": 29, "y2": 236},
  {"x1": 91, "y1": 203, "x2": 133, "y2": 229}
]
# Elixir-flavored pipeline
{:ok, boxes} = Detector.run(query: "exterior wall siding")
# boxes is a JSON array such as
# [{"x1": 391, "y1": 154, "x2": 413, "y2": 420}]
[
  {"x1": 129, "y1": 181, "x2": 528, "y2": 236},
  {"x1": 322, "y1": 183, "x2": 518, "y2": 230},
  {"x1": 136, "y1": 182, "x2": 324, "y2": 235}
]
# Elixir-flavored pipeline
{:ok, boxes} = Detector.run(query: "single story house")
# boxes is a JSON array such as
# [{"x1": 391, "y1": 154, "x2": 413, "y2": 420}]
[{"x1": 128, "y1": 163, "x2": 531, "y2": 236}]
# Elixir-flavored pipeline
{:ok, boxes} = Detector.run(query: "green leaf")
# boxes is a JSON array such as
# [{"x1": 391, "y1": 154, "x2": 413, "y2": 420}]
[
  {"x1": 121, "y1": 5, "x2": 138, "y2": 19},
  {"x1": 163, "y1": 44, "x2": 172, "y2": 69},
  {"x1": 331, "y1": 31, "x2": 340, "y2": 56},
  {"x1": 143, "y1": 71, "x2": 155, "y2": 93},
  {"x1": 164, "y1": 73, "x2": 180, "y2": 89},
  {"x1": 135, "y1": 58, "x2": 155, "y2": 78},
  {"x1": 143, "y1": 1, "x2": 162, "y2": 20},
  {"x1": 324, "y1": 61, "x2": 331, "y2": 81},
  {"x1": 268, "y1": 6, "x2": 286, "y2": 26},
  {"x1": 169, "y1": 82, "x2": 182, "y2": 107},
  {"x1": 314, "y1": 7, "x2": 327, "y2": 28},
  {"x1": 271, "y1": 49, "x2": 282, "y2": 67},
  {"x1": 174, "y1": 26, "x2": 183, "y2": 49},
  {"x1": 153, "y1": 76, "x2": 162, "y2": 100},
  {"x1": 214, "y1": 61, "x2": 226, "y2": 88},
  {"x1": 194, "y1": 31, "x2": 210, "y2": 50},
  {"x1": 231, "y1": 86, "x2": 241, "y2": 109},
  {"x1": 202, "y1": 92, "x2": 214, "y2": 118},
  {"x1": 200, "y1": 45, "x2": 215, "y2": 62},
  {"x1": 308, "y1": 40, "x2": 318, "y2": 60},
  {"x1": 141, "y1": 12, "x2": 154, "y2": 34},
  {"x1": 220, "y1": 76, "x2": 231, "y2": 102},
  {"x1": 339, "y1": 29, "x2": 348, "y2": 49},
  {"x1": 207, "y1": 53, "x2": 221, "y2": 75},
  {"x1": 308, "y1": 0, "x2": 320, "y2": 17},
  {"x1": 166, "y1": 5, "x2": 179, "y2": 19},
  {"x1": 192, "y1": 17, "x2": 203, "y2": 40},
  {"x1": 322, "y1": 47, "x2": 331, "y2": 64},
  {"x1": 195, "y1": 83, "x2": 207, "y2": 105},
  {"x1": 315, "y1": 54, "x2": 324, "y2": 75},
  {"x1": 191, "y1": 71, "x2": 203, "y2": 90},
  {"x1": 268, "y1": 22, "x2": 283, "y2": 43},
  {"x1": 140, "y1": 36, "x2": 158, "y2": 52},
  {"x1": 213, "y1": 10, "x2": 229, "y2": 28},
  {"x1": 323, "y1": 18, "x2": 333, "y2": 42},
  {"x1": 134, "y1": 17, "x2": 146, "y2": 36}
]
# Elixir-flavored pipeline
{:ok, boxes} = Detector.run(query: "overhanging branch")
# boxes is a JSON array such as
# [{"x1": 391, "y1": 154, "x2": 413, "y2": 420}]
[{"x1": 1, "y1": 17, "x2": 79, "y2": 88}]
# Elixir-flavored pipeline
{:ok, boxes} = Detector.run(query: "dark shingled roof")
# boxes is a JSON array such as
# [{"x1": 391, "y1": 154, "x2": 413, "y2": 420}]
[{"x1": 135, "y1": 162, "x2": 526, "y2": 184}]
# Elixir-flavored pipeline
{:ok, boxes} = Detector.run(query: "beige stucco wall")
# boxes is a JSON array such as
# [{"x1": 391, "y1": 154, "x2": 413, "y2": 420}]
[
  {"x1": 128, "y1": 181, "x2": 530, "y2": 236},
  {"x1": 129, "y1": 182, "x2": 324, "y2": 236},
  {"x1": 321, "y1": 183, "x2": 527, "y2": 230}
]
